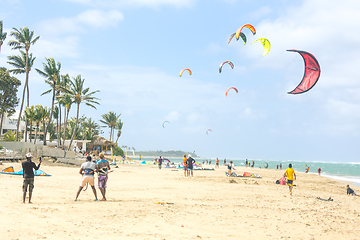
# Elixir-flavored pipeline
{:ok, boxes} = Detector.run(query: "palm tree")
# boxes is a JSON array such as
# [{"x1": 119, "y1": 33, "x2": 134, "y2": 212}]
[
  {"x1": 7, "y1": 50, "x2": 36, "y2": 142},
  {"x1": 40, "y1": 106, "x2": 49, "y2": 142},
  {"x1": 24, "y1": 106, "x2": 35, "y2": 143},
  {"x1": 36, "y1": 57, "x2": 61, "y2": 145},
  {"x1": 57, "y1": 74, "x2": 70, "y2": 146},
  {"x1": 7, "y1": 50, "x2": 36, "y2": 74},
  {"x1": 53, "y1": 105, "x2": 59, "y2": 146},
  {"x1": 8, "y1": 27, "x2": 40, "y2": 141},
  {"x1": 66, "y1": 75, "x2": 100, "y2": 150},
  {"x1": 114, "y1": 119, "x2": 123, "y2": 144},
  {"x1": 100, "y1": 111, "x2": 120, "y2": 142},
  {"x1": 33, "y1": 105, "x2": 44, "y2": 144},
  {"x1": 0, "y1": 21, "x2": 7, "y2": 53},
  {"x1": 58, "y1": 93, "x2": 73, "y2": 146}
]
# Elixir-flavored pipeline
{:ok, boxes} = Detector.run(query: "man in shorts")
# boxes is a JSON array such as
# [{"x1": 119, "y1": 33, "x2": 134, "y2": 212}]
[
  {"x1": 75, "y1": 156, "x2": 98, "y2": 201},
  {"x1": 97, "y1": 153, "x2": 110, "y2": 201},
  {"x1": 22, "y1": 153, "x2": 42, "y2": 203},
  {"x1": 186, "y1": 154, "x2": 195, "y2": 177},
  {"x1": 284, "y1": 164, "x2": 296, "y2": 196}
]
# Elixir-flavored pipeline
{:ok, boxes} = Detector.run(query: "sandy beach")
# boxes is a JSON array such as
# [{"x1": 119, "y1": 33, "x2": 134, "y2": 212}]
[{"x1": 1, "y1": 161, "x2": 360, "y2": 240}]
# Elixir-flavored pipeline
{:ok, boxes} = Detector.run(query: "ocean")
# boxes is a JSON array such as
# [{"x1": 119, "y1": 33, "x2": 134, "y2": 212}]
[{"x1": 138, "y1": 157, "x2": 360, "y2": 186}]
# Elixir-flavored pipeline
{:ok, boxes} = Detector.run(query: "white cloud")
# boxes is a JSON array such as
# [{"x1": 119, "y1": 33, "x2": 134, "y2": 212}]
[{"x1": 37, "y1": 9, "x2": 124, "y2": 36}]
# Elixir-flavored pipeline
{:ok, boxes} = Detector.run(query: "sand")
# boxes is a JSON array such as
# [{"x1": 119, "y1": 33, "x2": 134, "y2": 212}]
[{"x1": 1, "y1": 161, "x2": 360, "y2": 240}]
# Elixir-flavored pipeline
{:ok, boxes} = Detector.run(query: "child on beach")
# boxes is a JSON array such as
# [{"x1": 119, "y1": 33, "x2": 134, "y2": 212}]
[
  {"x1": 227, "y1": 161, "x2": 236, "y2": 177},
  {"x1": 346, "y1": 185, "x2": 359, "y2": 196},
  {"x1": 284, "y1": 164, "x2": 296, "y2": 196}
]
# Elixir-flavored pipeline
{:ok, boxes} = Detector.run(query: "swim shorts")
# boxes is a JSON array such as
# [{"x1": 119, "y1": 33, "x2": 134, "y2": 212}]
[
  {"x1": 183, "y1": 165, "x2": 188, "y2": 170},
  {"x1": 98, "y1": 175, "x2": 108, "y2": 189},
  {"x1": 22, "y1": 178, "x2": 34, "y2": 192},
  {"x1": 287, "y1": 180, "x2": 293, "y2": 186},
  {"x1": 80, "y1": 176, "x2": 95, "y2": 187},
  {"x1": 188, "y1": 165, "x2": 193, "y2": 170}
]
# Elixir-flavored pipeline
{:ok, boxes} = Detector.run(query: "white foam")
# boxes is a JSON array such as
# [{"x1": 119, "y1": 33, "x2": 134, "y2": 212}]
[{"x1": 322, "y1": 174, "x2": 360, "y2": 186}]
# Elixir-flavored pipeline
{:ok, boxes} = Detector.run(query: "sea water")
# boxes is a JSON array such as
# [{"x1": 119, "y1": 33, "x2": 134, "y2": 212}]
[{"x1": 139, "y1": 157, "x2": 360, "y2": 186}]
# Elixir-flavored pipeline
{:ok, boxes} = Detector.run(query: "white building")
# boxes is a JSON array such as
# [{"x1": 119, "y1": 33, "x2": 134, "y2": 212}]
[{"x1": 0, "y1": 111, "x2": 26, "y2": 136}]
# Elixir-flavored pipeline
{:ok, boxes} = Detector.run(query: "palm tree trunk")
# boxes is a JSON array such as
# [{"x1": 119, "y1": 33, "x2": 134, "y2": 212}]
[
  {"x1": 15, "y1": 50, "x2": 29, "y2": 141},
  {"x1": 43, "y1": 86, "x2": 56, "y2": 145},
  {"x1": 29, "y1": 120, "x2": 32, "y2": 143},
  {"x1": 115, "y1": 131, "x2": 121, "y2": 144},
  {"x1": 68, "y1": 103, "x2": 79, "y2": 151},
  {"x1": 24, "y1": 119, "x2": 28, "y2": 142},
  {"x1": 63, "y1": 108, "x2": 69, "y2": 147},
  {"x1": 58, "y1": 102, "x2": 61, "y2": 146},
  {"x1": 0, "y1": 113, "x2": 4, "y2": 137},
  {"x1": 15, "y1": 83, "x2": 26, "y2": 141},
  {"x1": 34, "y1": 125, "x2": 38, "y2": 144}
]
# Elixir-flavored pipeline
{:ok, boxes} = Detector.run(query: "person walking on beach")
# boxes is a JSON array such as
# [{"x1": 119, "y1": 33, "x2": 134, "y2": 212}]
[
  {"x1": 223, "y1": 158, "x2": 226, "y2": 166},
  {"x1": 183, "y1": 154, "x2": 188, "y2": 177},
  {"x1": 284, "y1": 164, "x2": 296, "y2": 196},
  {"x1": 215, "y1": 158, "x2": 220, "y2": 169},
  {"x1": 227, "y1": 161, "x2": 236, "y2": 177},
  {"x1": 346, "y1": 185, "x2": 359, "y2": 196},
  {"x1": 245, "y1": 159, "x2": 248, "y2": 168},
  {"x1": 318, "y1": 168, "x2": 321, "y2": 175},
  {"x1": 280, "y1": 163, "x2": 282, "y2": 170},
  {"x1": 22, "y1": 153, "x2": 42, "y2": 203},
  {"x1": 186, "y1": 154, "x2": 195, "y2": 177},
  {"x1": 158, "y1": 156, "x2": 163, "y2": 169},
  {"x1": 97, "y1": 153, "x2": 110, "y2": 201},
  {"x1": 75, "y1": 156, "x2": 98, "y2": 202},
  {"x1": 305, "y1": 165, "x2": 310, "y2": 173},
  {"x1": 251, "y1": 160, "x2": 255, "y2": 168}
]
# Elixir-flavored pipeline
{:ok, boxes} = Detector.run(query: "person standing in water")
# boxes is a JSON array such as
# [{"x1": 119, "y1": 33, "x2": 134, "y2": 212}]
[
  {"x1": 284, "y1": 164, "x2": 296, "y2": 196},
  {"x1": 22, "y1": 153, "x2": 42, "y2": 203},
  {"x1": 97, "y1": 153, "x2": 110, "y2": 201}
]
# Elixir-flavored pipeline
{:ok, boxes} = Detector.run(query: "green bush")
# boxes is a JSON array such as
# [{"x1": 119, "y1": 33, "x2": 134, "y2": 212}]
[{"x1": 113, "y1": 146, "x2": 124, "y2": 156}]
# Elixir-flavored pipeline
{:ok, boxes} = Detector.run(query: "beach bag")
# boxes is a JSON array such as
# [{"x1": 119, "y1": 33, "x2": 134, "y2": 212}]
[{"x1": 276, "y1": 180, "x2": 280, "y2": 184}]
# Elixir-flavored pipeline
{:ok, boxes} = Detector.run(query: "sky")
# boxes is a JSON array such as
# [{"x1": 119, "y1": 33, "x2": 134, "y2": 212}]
[{"x1": 1, "y1": 0, "x2": 360, "y2": 162}]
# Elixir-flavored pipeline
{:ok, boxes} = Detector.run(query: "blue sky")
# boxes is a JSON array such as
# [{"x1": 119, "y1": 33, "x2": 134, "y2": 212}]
[{"x1": 1, "y1": 0, "x2": 360, "y2": 162}]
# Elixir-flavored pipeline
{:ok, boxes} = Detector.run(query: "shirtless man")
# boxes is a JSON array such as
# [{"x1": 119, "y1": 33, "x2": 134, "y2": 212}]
[{"x1": 97, "y1": 153, "x2": 111, "y2": 201}]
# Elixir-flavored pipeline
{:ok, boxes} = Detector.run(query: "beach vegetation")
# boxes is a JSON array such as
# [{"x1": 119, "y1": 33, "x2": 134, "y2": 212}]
[
  {"x1": 8, "y1": 26, "x2": 39, "y2": 141},
  {"x1": 100, "y1": 111, "x2": 121, "y2": 142},
  {"x1": 24, "y1": 106, "x2": 35, "y2": 143},
  {"x1": 64, "y1": 75, "x2": 100, "y2": 150},
  {"x1": 36, "y1": 57, "x2": 61, "y2": 146},
  {"x1": 0, "y1": 67, "x2": 21, "y2": 136},
  {"x1": 114, "y1": 119, "x2": 123, "y2": 144},
  {"x1": 2, "y1": 130, "x2": 22, "y2": 141},
  {"x1": 7, "y1": 50, "x2": 36, "y2": 141},
  {"x1": 0, "y1": 20, "x2": 6, "y2": 53}
]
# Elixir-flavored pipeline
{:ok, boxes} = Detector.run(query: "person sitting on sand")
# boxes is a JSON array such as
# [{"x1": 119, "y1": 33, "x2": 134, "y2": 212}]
[
  {"x1": 227, "y1": 161, "x2": 236, "y2": 177},
  {"x1": 186, "y1": 154, "x2": 195, "y2": 177},
  {"x1": 346, "y1": 185, "x2": 359, "y2": 196},
  {"x1": 75, "y1": 156, "x2": 98, "y2": 202},
  {"x1": 284, "y1": 164, "x2": 296, "y2": 196},
  {"x1": 22, "y1": 153, "x2": 42, "y2": 204},
  {"x1": 97, "y1": 153, "x2": 110, "y2": 201}
]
